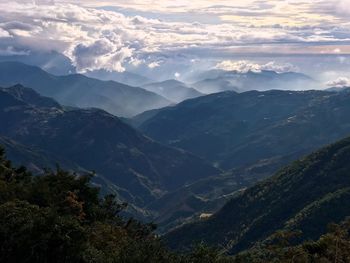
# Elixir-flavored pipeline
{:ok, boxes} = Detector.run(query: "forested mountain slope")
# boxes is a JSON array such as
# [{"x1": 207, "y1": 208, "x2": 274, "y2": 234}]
[
  {"x1": 137, "y1": 90, "x2": 350, "y2": 169},
  {"x1": 0, "y1": 85, "x2": 220, "y2": 210},
  {"x1": 165, "y1": 136, "x2": 350, "y2": 254}
]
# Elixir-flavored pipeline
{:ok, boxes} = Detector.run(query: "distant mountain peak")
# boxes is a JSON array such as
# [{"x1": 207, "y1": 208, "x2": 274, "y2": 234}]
[
  {"x1": 188, "y1": 68, "x2": 317, "y2": 93},
  {"x1": 142, "y1": 79, "x2": 203, "y2": 103},
  {"x1": 0, "y1": 61, "x2": 171, "y2": 117}
]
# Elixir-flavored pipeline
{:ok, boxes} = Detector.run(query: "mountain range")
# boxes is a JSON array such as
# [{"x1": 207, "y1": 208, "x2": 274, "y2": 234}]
[
  {"x1": 142, "y1": 79, "x2": 203, "y2": 103},
  {"x1": 136, "y1": 89, "x2": 350, "y2": 170},
  {"x1": 85, "y1": 69, "x2": 153, "y2": 87},
  {"x1": 0, "y1": 51, "x2": 76, "y2": 76},
  {"x1": 125, "y1": 87, "x2": 350, "y2": 232},
  {"x1": 189, "y1": 69, "x2": 317, "y2": 93},
  {"x1": 2, "y1": 61, "x2": 350, "y2": 248},
  {"x1": 0, "y1": 62, "x2": 171, "y2": 117},
  {"x1": 0, "y1": 85, "x2": 220, "y2": 218}
]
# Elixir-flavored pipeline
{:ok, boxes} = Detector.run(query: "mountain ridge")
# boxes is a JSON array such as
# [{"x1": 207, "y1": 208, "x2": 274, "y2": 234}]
[
  {"x1": 165, "y1": 135, "x2": 350, "y2": 253},
  {"x1": 142, "y1": 79, "x2": 203, "y2": 103},
  {"x1": 0, "y1": 85, "x2": 220, "y2": 212},
  {"x1": 137, "y1": 89, "x2": 350, "y2": 170},
  {"x1": 187, "y1": 69, "x2": 316, "y2": 93},
  {"x1": 0, "y1": 61, "x2": 171, "y2": 117}
]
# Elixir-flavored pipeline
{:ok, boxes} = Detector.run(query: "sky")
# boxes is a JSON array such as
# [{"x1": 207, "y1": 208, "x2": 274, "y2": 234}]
[{"x1": 0, "y1": 0, "x2": 349, "y2": 85}]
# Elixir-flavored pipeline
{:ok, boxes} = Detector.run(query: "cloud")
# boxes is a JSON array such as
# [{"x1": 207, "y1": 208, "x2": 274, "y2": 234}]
[
  {"x1": 0, "y1": 2, "x2": 140, "y2": 72},
  {"x1": 0, "y1": 46, "x2": 29, "y2": 56},
  {"x1": 215, "y1": 60, "x2": 299, "y2": 73},
  {"x1": 71, "y1": 39, "x2": 133, "y2": 72},
  {"x1": 326, "y1": 77, "x2": 350, "y2": 88},
  {"x1": 335, "y1": 0, "x2": 350, "y2": 15},
  {"x1": 0, "y1": 1, "x2": 349, "y2": 74},
  {"x1": 148, "y1": 61, "x2": 161, "y2": 69},
  {"x1": 1, "y1": 21, "x2": 36, "y2": 32},
  {"x1": 0, "y1": 28, "x2": 11, "y2": 38}
]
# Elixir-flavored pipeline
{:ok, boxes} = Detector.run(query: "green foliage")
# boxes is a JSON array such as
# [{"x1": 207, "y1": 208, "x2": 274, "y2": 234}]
[
  {"x1": 0, "y1": 200, "x2": 86, "y2": 263},
  {"x1": 182, "y1": 243, "x2": 230, "y2": 263},
  {"x1": 0, "y1": 147, "x2": 177, "y2": 263},
  {"x1": 1, "y1": 145, "x2": 350, "y2": 263},
  {"x1": 233, "y1": 219, "x2": 350, "y2": 263},
  {"x1": 166, "y1": 136, "x2": 350, "y2": 253},
  {"x1": 0, "y1": 146, "x2": 236, "y2": 263}
]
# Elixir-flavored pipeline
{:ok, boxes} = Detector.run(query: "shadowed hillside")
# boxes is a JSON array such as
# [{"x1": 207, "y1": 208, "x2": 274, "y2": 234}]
[
  {"x1": 137, "y1": 89, "x2": 350, "y2": 170},
  {"x1": 165, "y1": 136, "x2": 350, "y2": 254},
  {"x1": 0, "y1": 85, "x2": 220, "y2": 213}
]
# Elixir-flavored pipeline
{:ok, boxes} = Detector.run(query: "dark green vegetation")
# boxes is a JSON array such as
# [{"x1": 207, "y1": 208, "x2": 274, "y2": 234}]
[
  {"x1": 0, "y1": 61, "x2": 171, "y2": 117},
  {"x1": 0, "y1": 147, "x2": 225, "y2": 263},
  {"x1": 137, "y1": 89, "x2": 350, "y2": 170},
  {"x1": 0, "y1": 85, "x2": 219, "y2": 220},
  {"x1": 2, "y1": 138, "x2": 350, "y2": 262},
  {"x1": 147, "y1": 157, "x2": 290, "y2": 233},
  {"x1": 231, "y1": 220, "x2": 350, "y2": 262},
  {"x1": 166, "y1": 136, "x2": 350, "y2": 256}
]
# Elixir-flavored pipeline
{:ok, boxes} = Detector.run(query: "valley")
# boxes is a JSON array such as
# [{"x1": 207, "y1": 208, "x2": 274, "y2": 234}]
[{"x1": 1, "y1": 64, "x2": 350, "y2": 237}]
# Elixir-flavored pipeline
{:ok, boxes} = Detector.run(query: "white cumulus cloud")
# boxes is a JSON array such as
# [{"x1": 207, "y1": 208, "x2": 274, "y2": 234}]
[
  {"x1": 326, "y1": 77, "x2": 350, "y2": 88},
  {"x1": 148, "y1": 61, "x2": 161, "y2": 69},
  {"x1": 0, "y1": 1, "x2": 349, "y2": 74},
  {"x1": 215, "y1": 60, "x2": 299, "y2": 73},
  {"x1": 71, "y1": 39, "x2": 133, "y2": 73}
]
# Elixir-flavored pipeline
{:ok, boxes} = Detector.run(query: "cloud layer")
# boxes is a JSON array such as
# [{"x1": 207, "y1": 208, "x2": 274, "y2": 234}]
[
  {"x1": 215, "y1": 60, "x2": 299, "y2": 73},
  {"x1": 327, "y1": 77, "x2": 350, "y2": 88},
  {"x1": 0, "y1": 1, "x2": 349, "y2": 74}
]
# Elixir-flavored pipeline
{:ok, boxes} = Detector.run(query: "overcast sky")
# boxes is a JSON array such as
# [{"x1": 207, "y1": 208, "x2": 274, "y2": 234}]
[{"x1": 0, "y1": 0, "x2": 349, "y2": 84}]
